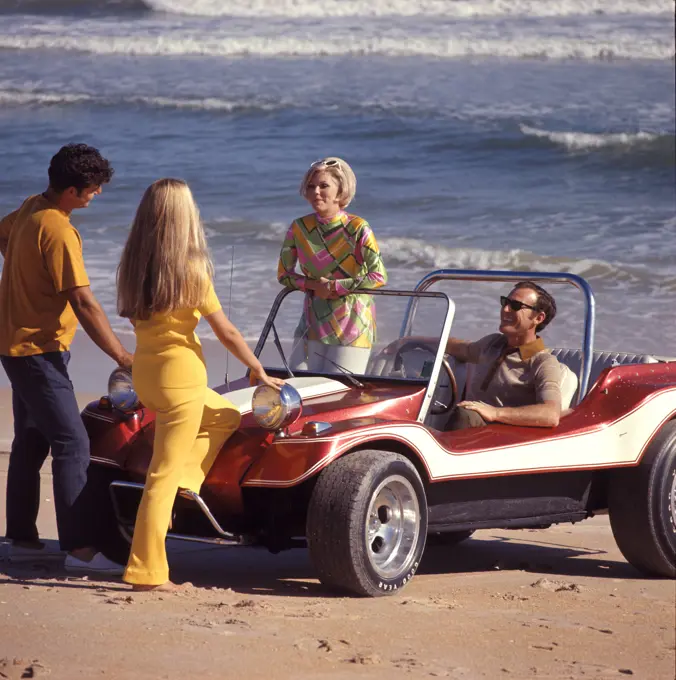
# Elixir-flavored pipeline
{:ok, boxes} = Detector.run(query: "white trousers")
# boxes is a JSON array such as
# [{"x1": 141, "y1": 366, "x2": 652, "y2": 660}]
[{"x1": 289, "y1": 339, "x2": 371, "y2": 374}]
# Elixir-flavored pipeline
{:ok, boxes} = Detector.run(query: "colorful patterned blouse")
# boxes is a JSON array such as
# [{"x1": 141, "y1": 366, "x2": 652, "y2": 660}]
[{"x1": 277, "y1": 212, "x2": 387, "y2": 348}]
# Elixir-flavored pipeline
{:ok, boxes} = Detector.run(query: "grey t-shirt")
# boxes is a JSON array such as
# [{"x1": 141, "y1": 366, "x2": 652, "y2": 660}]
[{"x1": 464, "y1": 333, "x2": 562, "y2": 408}]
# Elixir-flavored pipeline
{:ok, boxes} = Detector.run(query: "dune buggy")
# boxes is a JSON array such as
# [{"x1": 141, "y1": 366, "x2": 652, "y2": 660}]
[{"x1": 84, "y1": 269, "x2": 676, "y2": 596}]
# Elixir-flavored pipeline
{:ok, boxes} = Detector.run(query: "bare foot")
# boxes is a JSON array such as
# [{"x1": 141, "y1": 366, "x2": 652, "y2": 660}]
[{"x1": 131, "y1": 582, "x2": 183, "y2": 593}]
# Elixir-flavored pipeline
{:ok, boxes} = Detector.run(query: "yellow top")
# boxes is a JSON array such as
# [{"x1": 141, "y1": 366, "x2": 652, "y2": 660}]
[
  {"x1": 132, "y1": 281, "x2": 222, "y2": 356},
  {"x1": 0, "y1": 194, "x2": 90, "y2": 356}
]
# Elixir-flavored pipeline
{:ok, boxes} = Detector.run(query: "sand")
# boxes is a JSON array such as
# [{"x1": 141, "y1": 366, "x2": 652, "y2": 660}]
[{"x1": 0, "y1": 453, "x2": 674, "y2": 680}]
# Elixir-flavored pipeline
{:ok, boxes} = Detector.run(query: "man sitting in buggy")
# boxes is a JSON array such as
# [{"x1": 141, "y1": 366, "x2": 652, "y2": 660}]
[{"x1": 443, "y1": 281, "x2": 568, "y2": 430}]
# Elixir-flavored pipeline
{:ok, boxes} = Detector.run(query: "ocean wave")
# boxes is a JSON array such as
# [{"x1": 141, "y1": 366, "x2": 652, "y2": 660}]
[
  {"x1": 146, "y1": 0, "x2": 674, "y2": 19},
  {"x1": 0, "y1": 88, "x2": 282, "y2": 112},
  {"x1": 2, "y1": 0, "x2": 672, "y2": 18},
  {"x1": 1, "y1": 88, "x2": 672, "y2": 144},
  {"x1": 519, "y1": 124, "x2": 668, "y2": 150},
  {"x1": 0, "y1": 89, "x2": 94, "y2": 106},
  {"x1": 0, "y1": 32, "x2": 672, "y2": 61},
  {"x1": 376, "y1": 238, "x2": 676, "y2": 287},
  {"x1": 235, "y1": 224, "x2": 676, "y2": 287},
  {"x1": 518, "y1": 125, "x2": 676, "y2": 166}
]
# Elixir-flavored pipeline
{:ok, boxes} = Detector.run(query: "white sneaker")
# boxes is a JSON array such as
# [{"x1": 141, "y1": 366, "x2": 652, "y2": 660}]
[
  {"x1": 5, "y1": 542, "x2": 66, "y2": 563},
  {"x1": 64, "y1": 552, "x2": 124, "y2": 576}
]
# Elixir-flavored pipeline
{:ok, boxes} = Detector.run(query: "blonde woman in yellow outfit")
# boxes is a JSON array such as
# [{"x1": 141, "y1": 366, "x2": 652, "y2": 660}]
[{"x1": 117, "y1": 178, "x2": 283, "y2": 592}]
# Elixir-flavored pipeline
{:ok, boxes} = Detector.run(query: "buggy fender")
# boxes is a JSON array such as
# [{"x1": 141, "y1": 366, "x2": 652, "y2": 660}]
[
  {"x1": 241, "y1": 417, "x2": 429, "y2": 488},
  {"x1": 83, "y1": 401, "x2": 151, "y2": 470}
]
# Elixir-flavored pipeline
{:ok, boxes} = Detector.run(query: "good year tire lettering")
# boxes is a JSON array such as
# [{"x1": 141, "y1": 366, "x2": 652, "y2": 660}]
[{"x1": 377, "y1": 561, "x2": 419, "y2": 590}]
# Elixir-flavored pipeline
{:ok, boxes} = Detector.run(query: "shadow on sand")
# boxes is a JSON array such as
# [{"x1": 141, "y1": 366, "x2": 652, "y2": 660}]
[
  {"x1": 0, "y1": 531, "x2": 649, "y2": 597},
  {"x1": 420, "y1": 532, "x2": 643, "y2": 581}
]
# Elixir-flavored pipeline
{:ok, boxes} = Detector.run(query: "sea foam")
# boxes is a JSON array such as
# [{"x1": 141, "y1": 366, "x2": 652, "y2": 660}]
[
  {"x1": 5, "y1": 0, "x2": 671, "y2": 19},
  {"x1": 519, "y1": 125, "x2": 663, "y2": 150},
  {"x1": 144, "y1": 0, "x2": 674, "y2": 19},
  {"x1": 0, "y1": 32, "x2": 672, "y2": 61}
]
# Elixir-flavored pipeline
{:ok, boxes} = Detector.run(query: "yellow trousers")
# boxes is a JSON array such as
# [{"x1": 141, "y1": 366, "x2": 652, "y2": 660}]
[{"x1": 123, "y1": 350, "x2": 240, "y2": 585}]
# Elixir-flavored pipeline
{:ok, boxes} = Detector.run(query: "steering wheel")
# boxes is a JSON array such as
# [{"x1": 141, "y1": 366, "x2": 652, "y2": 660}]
[{"x1": 391, "y1": 340, "x2": 458, "y2": 414}]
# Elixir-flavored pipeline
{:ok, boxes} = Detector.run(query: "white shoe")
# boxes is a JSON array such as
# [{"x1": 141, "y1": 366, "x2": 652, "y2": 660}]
[
  {"x1": 64, "y1": 552, "x2": 124, "y2": 576},
  {"x1": 5, "y1": 542, "x2": 66, "y2": 563}
]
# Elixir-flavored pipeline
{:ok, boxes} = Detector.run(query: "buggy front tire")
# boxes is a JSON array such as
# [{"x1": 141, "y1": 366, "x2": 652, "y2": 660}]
[
  {"x1": 306, "y1": 450, "x2": 427, "y2": 597},
  {"x1": 608, "y1": 421, "x2": 676, "y2": 578}
]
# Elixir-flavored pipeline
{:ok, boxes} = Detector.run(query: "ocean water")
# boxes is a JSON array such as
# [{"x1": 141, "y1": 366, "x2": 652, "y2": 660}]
[{"x1": 0, "y1": 0, "x2": 674, "y2": 357}]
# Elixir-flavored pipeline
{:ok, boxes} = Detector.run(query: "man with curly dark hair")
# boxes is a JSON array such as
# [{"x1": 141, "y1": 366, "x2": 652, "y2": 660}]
[
  {"x1": 0, "y1": 143, "x2": 133, "y2": 574},
  {"x1": 444, "y1": 281, "x2": 565, "y2": 430},
  {"x1": 47, "y1": 143, "x2": 115, "y2": 194}
]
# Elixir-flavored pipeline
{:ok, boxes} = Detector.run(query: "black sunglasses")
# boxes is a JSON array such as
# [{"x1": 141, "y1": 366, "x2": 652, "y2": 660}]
[{"x1": 500, "y1": 295, "x2": 538, "y2": 312}]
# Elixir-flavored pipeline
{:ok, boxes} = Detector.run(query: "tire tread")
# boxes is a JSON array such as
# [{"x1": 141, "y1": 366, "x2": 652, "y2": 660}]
[
  {"x1": 608, "y1": 421, "x2": 676, "y2": 578},
  {"x1": 306, "y1": 450, "x2": 426, "y2": 596}
]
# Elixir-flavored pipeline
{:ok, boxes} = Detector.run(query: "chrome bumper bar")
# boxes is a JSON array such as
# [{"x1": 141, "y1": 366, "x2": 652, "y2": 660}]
[{"x1": 109, "y1": 480, "x2": 246, "y2": 547}]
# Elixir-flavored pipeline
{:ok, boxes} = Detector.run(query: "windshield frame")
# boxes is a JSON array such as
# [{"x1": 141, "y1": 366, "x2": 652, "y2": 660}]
[{"x1": 252, "y1": 287, "x2": 456, "y2": 423}]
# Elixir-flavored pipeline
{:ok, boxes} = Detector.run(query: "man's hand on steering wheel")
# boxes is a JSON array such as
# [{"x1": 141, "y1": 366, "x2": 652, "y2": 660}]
[{"x1": 383, "y1": 338, "x2": 458, "y2": 414}]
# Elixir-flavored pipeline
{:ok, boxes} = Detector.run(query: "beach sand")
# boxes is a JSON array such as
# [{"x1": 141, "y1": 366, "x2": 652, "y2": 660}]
[{"x1": 0, "y1": 459, "x2": 674, "y2": 678}]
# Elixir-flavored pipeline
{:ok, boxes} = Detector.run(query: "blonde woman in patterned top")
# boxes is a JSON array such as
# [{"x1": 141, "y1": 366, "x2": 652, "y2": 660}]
[{"x1": 277, "y1": 157, "x2": 387, "y2": 374}]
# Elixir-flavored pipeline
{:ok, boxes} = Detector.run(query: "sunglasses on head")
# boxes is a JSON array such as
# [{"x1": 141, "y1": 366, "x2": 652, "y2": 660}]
[
  {"x1": 500, "y1": 295, "x2": 538, "y2": 312},
  {"x1": 310, "y1": 158, "x2": 340, "y2": 169}
]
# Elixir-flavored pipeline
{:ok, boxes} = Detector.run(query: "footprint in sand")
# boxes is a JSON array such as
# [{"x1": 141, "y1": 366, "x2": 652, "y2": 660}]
[
  {"x1": 232, "y1": 598, "x2": 272, "y2": 613},
  {"x1": 102, "y1": 595, "x2": 135, "y2": 606},
  {"x1": 392, "y1": 657, "x2": 423, "y2": 670},
  {"x1": 494, "y1": 592, "x2": 530, "y2": 601},
  {"x1": 346, "y1": 652, "x2": 382, "y2": 665},
  {"x1": 182, "y1": 617, "x2": 218, "y2": 630},
  {"x1": 222, "y1": 618, "x2": 251, "y2": 629},
  {"x1": 568, "y1": 661, "x2": 635, "y2": 676},
  {"x1": 283, "y1": 607, "x2": 329, "y2": 619},
  {"x1": 399, "y1": 597, "x2": 457, "y2": 610},
  {"x1": 0, "y1": 658, "x2": 50, "y2": 679},
  {"x1": 588, "y1": 626, "x2": 614, "y2": 635},
  {"x1": 531, "y1": 578, "x2": 583, "y2": 593},
  {"x1": 391, "y1": 656, "x2": 470, "y2": 677}
]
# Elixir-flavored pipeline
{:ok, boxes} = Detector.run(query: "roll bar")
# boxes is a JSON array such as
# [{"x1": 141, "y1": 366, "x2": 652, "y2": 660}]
[{"x1": 404, "y1": 269, "x2": 596, "y2": 403}]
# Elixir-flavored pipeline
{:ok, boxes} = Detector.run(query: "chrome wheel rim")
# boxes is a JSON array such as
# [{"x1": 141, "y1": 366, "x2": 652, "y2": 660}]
[{"x1": 365, "y1": 475, "x2": 421, "y2": 580}]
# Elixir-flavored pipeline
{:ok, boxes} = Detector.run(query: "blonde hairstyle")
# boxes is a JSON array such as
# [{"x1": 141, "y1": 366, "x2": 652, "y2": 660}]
[
  {"x1": 117, "y1": 178, "x2": 214, "y2": 320},
  {"x1": 299, "y1": 157, "x2": 357, "y2": 209}
]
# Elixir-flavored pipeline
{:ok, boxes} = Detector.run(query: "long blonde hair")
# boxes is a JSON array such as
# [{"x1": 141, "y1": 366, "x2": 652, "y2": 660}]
[{"x1": 117, "y1": 178, "x2": 214, "y2": 320}]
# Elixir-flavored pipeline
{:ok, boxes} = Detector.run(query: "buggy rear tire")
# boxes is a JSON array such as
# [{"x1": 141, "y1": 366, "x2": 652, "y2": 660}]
[
  {"x1": 306, "y1": 450, "x2": 427, "y2": 597},
  {"x1": 608, "y1": 420, "x2": 676, "y2": 578}
]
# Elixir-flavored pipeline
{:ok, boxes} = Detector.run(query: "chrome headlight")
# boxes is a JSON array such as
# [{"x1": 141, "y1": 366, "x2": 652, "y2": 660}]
[
  {"x1": 252, "y1": 384, "x2": 302, "y2": 431},
  {"x1": 107, "y1": 367, "x2": 139, "y2": 412}
]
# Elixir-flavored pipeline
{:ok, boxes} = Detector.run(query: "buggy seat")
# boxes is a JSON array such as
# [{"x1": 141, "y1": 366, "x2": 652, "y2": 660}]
[{"x1": 550, "y1": 348, "x2": 670, "y2": 401}]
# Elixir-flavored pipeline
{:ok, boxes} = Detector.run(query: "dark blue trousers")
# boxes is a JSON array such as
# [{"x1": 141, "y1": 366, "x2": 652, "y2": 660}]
[{"x1": 1, "y1": 351, "x2": 93, "y2": 551}]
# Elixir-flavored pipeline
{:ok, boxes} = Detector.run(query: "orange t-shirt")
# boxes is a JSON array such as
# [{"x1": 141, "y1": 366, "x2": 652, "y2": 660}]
[{"x1": 0, "y1": 194, "x2": 90, "y2": 356}]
